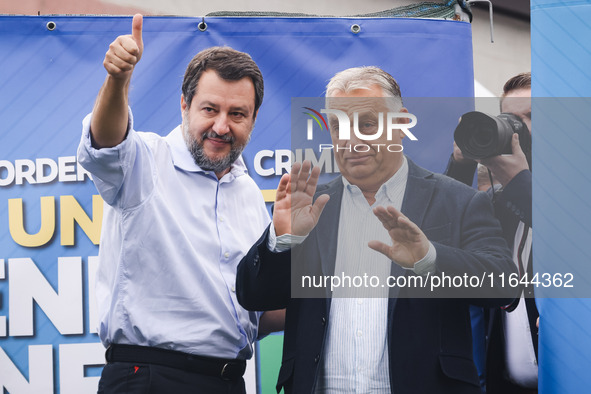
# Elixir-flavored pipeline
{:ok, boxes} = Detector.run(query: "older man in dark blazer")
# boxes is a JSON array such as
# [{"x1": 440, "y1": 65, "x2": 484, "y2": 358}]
[{"x1": 237, "y1": 66, "x2": 517, "y2": 394}]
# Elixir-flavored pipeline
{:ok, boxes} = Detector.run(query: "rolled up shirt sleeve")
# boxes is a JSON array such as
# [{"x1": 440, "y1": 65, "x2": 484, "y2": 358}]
[{"x1": 77, "y1": 108, "x2": 155, "y2": 209}]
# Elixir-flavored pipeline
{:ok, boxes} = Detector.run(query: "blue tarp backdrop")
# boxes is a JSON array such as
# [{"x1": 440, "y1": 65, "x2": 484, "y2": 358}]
[
  {"x1": 0, "y1": 15, "x2": 475, "y2": 393},
  {"x1": 532, "y1": 1, "x2": 591, "y2": 393}
]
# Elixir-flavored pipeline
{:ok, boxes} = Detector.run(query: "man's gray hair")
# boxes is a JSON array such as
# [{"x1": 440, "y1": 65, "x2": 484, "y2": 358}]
[{"x1": 325, "y1": 66, "x2": 403, "y2": 110}]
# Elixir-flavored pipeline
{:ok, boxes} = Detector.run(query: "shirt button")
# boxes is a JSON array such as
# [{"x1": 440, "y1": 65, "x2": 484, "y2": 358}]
[
  {"x1": 357, "y1": 330, "x2": 363, "y2": 337},
  {"x1": 357, "y1": 299, "x2": 363, "y2": 305},
  {"x1": 357, "y1": 366, "x2": 363, "y2": 372},
  {"x1": 220, "y1": 217, "x2": 225, "y2": 222},
  {"x1": 231, "y1": 286, "x2": 236, "y2": 293},
  {"x1": 224, "y1": 252, "x2": 230, "y2": 258}
]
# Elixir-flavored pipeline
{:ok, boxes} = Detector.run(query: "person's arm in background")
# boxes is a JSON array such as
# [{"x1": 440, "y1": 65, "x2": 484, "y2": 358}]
[
  {"x1": 480, "y1": 133, "x2": 532, "y2": 226},
  {"x1": 90, "y1": 14, "x2": 144, "y2": 148},
  {"x1": 444, "y1": 141, "x2": 478, "y2": 186}
]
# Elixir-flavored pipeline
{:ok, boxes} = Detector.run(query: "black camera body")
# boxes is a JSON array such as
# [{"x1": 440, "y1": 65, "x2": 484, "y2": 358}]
[{"x1": 454, "y1": 111, "x2": 531, "y2": 168}]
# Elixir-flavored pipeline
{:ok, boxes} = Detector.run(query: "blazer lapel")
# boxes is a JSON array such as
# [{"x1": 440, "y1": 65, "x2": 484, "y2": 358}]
[
  {"x1": 400, "y1": 158, "x2": 436, "y2": 228},
  {"x1": 388, "y1": 158, "x2": 436, "y2": 289},
  {"x1": 388, "y1": 158, "x2": 437, "y2": 354},
  {"x1": 313, "y1": 176, "x2": 344, "y2": 280}
]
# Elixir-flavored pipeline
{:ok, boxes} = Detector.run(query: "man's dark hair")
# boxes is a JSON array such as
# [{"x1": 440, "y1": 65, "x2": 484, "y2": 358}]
[
  {"x1": 501, "y1": 72, "x2": 531, "y2": 97},
  {"x1": 182, "y1": 47, "x2": 264, "y2": 118},
  {"x1": 499, "y1": 72, "x2": 530, "y2": 111}
]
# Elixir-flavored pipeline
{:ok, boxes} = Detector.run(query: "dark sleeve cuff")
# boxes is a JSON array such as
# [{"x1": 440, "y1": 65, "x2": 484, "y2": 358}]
[
  {"x1": 444, "y1": 154, "x2": 477, "y2": 186},
  {"x1": 236, "y1": 225, "x2": 291, "y2": 311},
  {"x1": 495, "y1": 170, "x2": 532, "y2": 226}
]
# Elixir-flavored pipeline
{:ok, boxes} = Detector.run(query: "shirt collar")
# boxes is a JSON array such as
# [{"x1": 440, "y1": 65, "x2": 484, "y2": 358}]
[
  {"x1": 164, "y1": 125, "x2": 248, "y2": 179},
  {"x1": 342, "y1": 156, "x2": 409, "y2": 203}
]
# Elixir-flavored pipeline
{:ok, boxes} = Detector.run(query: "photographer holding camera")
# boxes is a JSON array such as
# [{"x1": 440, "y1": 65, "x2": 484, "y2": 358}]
[{"x1": 446, "y1": 72, "x2": 537, "y2": 394}]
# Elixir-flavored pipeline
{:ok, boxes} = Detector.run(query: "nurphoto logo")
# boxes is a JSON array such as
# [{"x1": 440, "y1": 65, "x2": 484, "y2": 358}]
[{"x1": 303, "y1": 107, "x2": 418, "y2": 152}]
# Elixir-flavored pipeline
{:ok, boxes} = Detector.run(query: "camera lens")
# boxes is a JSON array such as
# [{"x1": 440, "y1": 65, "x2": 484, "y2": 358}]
[
  {"x1": 473, "y1": 124, "x2": 495, "y2": 147},
  {"x1": 454, "y1": 111, "x2": 515, "y2": 159}
]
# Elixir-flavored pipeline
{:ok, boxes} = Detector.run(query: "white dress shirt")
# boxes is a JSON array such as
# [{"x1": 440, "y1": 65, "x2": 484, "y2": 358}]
[
  {"x1": 504, "y1": 222, "x2": 537, "y2": 387},
  {"x1": 77, "y1": 110, "x2": 270, "y2": 359},
  {"x1": 314, "y1": 157, "x2": 435, "y2": 393}
]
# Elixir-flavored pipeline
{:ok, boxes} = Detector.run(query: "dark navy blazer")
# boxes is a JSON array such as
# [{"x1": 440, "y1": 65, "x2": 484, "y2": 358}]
[{"x1": 237, "y1": 158, "x2": 517, "y2": 394}]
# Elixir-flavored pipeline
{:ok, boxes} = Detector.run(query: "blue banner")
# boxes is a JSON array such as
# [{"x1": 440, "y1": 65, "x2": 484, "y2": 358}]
[
  {"x1": 532, "y1": 1, "x2": 591, "y2": 393},
  {"x1": 0, "y1": 15, "x2": 474, "y2": 393}
]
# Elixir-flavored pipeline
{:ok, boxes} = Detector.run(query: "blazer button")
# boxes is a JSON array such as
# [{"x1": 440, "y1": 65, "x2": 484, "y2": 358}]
[
  {"x1": 321, "y1": 317, "x2": 326, "y2": 326},
  {"x1": 253, "y1": 256, "x2": 259, "y2": 266},
  {"x1": 314, "y1": 354, "x2": 320, "y2": 363}
]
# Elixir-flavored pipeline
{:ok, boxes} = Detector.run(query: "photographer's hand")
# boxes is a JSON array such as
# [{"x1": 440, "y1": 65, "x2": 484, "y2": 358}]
[
  {"x1": 479, "y1": 133, "x2": 529, "y2": 187},
  {"x1": 452, "y1": 141, "x2": 476, "y2": 164}
]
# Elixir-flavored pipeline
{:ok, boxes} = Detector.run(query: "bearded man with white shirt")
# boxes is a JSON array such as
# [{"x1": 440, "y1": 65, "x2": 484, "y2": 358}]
[{"x1": 77, "y1": 14, "x2": 281, "y2": 394}]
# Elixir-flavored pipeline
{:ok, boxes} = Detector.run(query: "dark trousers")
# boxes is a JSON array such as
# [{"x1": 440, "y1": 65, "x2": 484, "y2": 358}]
[{"x1": 98, "y1": 362, "x2": 246, "y2": 394}]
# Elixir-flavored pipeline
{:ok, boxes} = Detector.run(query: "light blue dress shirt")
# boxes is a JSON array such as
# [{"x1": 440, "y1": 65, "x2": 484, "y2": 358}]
[{"x1": 77, "y1": 111, "x2": 270, "y2": 359}]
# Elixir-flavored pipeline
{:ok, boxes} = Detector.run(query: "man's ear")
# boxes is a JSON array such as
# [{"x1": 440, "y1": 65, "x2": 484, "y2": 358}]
[
  {"x1": 181, "y1": 95, "x2": 187, "y2": 113},
  {"x1": 398, "y1": 107, "x2": 410, "y2": 140}
]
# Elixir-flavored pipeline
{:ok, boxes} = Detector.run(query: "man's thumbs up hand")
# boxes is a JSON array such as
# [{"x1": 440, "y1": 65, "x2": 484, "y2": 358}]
[{"x1": 103, "y1": 14, "x2": 144, "y2": 81}]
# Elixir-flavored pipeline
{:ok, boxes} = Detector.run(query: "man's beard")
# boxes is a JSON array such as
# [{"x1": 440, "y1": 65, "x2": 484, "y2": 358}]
[{"x1": 182, "y1": 120, "x2": 250, "y2": 174}]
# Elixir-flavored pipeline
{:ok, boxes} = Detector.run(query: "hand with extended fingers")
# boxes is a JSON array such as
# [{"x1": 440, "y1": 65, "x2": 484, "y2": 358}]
[
  {"x1": 103, "y1": 14, "x2": 144, "y2": 81},
  {"x1": 368, "y1": 205, "x2": 430, "y2": 268},
  {"x1": 273, "y1": 161, "x2": 330, "y2": 237}
]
